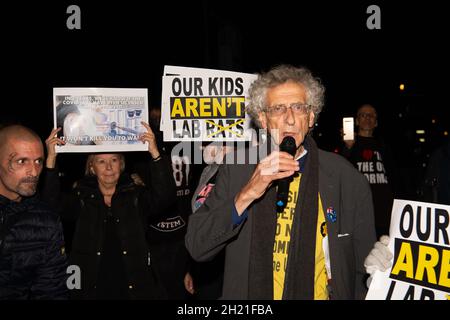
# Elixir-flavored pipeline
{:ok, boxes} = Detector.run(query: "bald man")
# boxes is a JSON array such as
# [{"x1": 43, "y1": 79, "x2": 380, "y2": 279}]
[
  {"x1": 0, "y1": 125, "x2": 68, "y2": 299},
  {"x1": 0, "y1": 125, "x2": 45, "y2": 200},
  {"x1": 340, "y1": 105, "x2": 395, "y2": 238}
]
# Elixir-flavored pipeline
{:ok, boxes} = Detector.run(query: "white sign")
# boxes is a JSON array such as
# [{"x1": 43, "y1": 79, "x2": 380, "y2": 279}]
[
  {"x1": 53, "y1": 88, "x2": 149, "y2": 153},
  {"x1": 366, "y1": 199, "x2": 450, "y2": 300},
  {"x1": 161, "y1": 66, "x2": 257, "y2": 142}
]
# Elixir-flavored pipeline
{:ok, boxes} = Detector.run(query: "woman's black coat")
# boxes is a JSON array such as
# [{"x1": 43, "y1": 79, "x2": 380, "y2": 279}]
[{"x1": 41, "y1": 156, "x2": 175, "y2": 299}]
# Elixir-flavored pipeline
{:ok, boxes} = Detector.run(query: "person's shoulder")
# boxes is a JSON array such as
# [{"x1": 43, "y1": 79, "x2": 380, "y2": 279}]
[
  {"x1": 318, "y1": 149, "x2": 356, "y2": 171},
  {"x1": 318, "y1": 149, "x2": 368, "y2": 181},
  {"x1": 432, "y1": 140, "x2": 450, "y2": 158},
  {"x1": 24, "y1": 197, "x2": 62, "y2": 227},
  {"x1": 72, "y1": 176, "x2": 99, "y2": 195},
  {"x1": 219, "y1": 162, "x2": 255, "y2": 178}
]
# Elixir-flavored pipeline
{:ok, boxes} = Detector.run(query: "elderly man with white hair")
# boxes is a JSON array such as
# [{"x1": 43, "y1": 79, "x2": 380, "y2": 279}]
[{"x1": 186, "y1": 65, "x2": 385, "y2": 300}]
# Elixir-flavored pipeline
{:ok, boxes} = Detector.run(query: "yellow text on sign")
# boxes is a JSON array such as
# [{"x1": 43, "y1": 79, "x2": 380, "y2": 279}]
[
  {"x1": 391, "y1": 241, "x2": 450, "y2": 289},
  {"x1": 171, "y1": 97, "x2": 245, "y2": 119}
]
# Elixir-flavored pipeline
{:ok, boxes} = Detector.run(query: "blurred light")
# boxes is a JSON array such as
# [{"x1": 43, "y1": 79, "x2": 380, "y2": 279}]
[
  {"x1": 432, "y1": 119, "x2": 436, "y2": 124},
  {"x1": 445, "y1": 131, "x2": 449, "y2": 136},
  {"x1": 416, "y1": 130, "x2": 425, "y2": 134},
  {"x1": 419, "y1": 138, "x2": 425, "y2": 143},
  {"x1": 318, "y1": 132, "x2": 322, "y2": 137},
  {"x1": 400, "y1": 83, "x2": 405, "y2": 91},
  {"x1": 334, "y1": 148, "x2": 339, "y2": 153},
  {"x1": 422, "y1": 163, "x2": 426, "y2": 168},
  {"x1": 398, "y1": 113, "x2": 402, "y2": 118}
]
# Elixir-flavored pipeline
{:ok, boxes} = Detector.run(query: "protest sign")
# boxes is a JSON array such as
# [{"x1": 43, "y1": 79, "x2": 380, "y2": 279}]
[
  {"x1": 161, "y1": 66, "x2": 257, "y2": 141},
  {"x1": 53, "y1": 88, "x2": 149, "y2": 153},
  {"x1": 366, "y1": 199, "x2": 450, "y2": 300}
]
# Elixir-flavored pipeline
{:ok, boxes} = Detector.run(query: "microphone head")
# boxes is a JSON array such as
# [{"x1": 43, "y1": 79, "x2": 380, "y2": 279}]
[{"x1": 280, "y1": 136, "x2": 297, "y2": 157}]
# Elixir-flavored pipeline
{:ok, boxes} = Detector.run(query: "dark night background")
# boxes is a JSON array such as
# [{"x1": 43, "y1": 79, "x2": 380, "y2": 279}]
[{"x1": 1, "y1": 0, "x2": 449, "y2": 199}]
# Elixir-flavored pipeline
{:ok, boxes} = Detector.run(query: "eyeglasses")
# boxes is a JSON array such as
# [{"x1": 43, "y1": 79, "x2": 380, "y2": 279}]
[
  {"x1": 264, "y1": 103, "x2": 311, "y2": 116},
  {"x1": 357, "y1": 112, "x2": 377, "y2": 119}
]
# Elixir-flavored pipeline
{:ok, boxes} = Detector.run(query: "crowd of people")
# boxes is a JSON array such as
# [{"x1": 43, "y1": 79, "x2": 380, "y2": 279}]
[{"x1": 1, "y1": 65, "x2": 448, "y2": 300}]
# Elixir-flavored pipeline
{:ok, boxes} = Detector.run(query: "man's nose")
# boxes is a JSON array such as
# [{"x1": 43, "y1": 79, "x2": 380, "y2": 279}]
[
  {"x1": 284, "y1": 107, "x2": 296, "y2": 125},
  {"x1": 29, "y1": 163, "x2": 41, "y2": 177}
]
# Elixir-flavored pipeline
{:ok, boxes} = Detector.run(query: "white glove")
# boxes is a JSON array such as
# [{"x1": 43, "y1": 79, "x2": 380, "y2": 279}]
[
  {"x1": 365, "y1": 235, "x2": 393, "y2": 288},
  {"x1": 365, "y1": 235, "x2": 393, "y2": 275}
]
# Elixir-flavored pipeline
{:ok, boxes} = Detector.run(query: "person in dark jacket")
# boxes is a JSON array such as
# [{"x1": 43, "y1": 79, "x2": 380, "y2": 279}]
[
  {"x1": 186, "y1": 65, "x2": 377, "y2": 300},
  {"x1": 42, "y1": 122, "x2": 175, "y2": 299},
  {"x1": 187, "y1": 143, "x2": 231, "y2": 299},
  {"x1": 0, "y1": 124, "x2": 68, "y2": 299},
  {"x1": 132, "y1": 145, "x2": 195, "y2": 300},
  {"x1": 420, "y1": 138, "x2": 450, "y2": 205}
]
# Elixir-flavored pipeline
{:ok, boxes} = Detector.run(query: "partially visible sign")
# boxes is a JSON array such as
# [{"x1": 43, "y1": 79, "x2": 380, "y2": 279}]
[{"x1": 366, "y1": 199, "x2": 450, "y2": 300}]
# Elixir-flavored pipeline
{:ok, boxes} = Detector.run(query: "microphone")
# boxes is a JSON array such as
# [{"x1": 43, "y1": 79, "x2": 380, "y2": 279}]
[{"x1": 276, "y1": 136, "x2": 297, "y2": 211}]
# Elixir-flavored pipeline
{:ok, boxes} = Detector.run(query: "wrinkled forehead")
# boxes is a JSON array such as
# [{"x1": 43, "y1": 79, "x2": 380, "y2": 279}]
[
  {"x1": 358, "y1": 105, "x2": 377, "y2": 115},
  {"x1": 2, "y1": 138, "x2": 44, "y2": 159},
  {"x1": 93, "y1": 153, "x2": 121, "y2": 161},
  {"x1": 265, "y1": 81, "x2": 307, "y2": 105}
]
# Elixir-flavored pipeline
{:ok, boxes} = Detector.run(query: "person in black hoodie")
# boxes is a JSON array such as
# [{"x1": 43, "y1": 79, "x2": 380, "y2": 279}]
[
  {"x1": 0, "y1": 124, "x2": 68, "y2": 299},
  {"x1": 420, "y1": 138, "x2": 450, "y2": 205},
  {"x1": 41, "y1": 122, "x2": 175, "y2": 299},
  {"x1": 128, "y1": 108, "x2": 202, "y2": 300}
]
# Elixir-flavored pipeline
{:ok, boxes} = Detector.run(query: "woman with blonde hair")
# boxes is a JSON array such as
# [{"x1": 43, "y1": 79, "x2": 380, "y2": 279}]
[{"x1": 41, "y1": 122, "x2": 175, "y2": 299}]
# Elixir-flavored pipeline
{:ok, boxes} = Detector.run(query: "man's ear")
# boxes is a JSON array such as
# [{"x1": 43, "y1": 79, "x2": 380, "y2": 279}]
[{"x1": 308, "y1": 111, "x2": 315, "y2": 128}]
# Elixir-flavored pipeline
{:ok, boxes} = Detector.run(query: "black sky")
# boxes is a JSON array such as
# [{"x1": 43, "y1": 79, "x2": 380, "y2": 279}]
[{"x1": 1, "y1": 1, "x2": 449, "y2": 153}]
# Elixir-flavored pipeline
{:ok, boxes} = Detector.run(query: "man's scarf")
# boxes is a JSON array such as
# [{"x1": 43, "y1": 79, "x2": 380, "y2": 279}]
[{"x1": 248, "y1": 135, "x2": 319, "y2": 299}]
